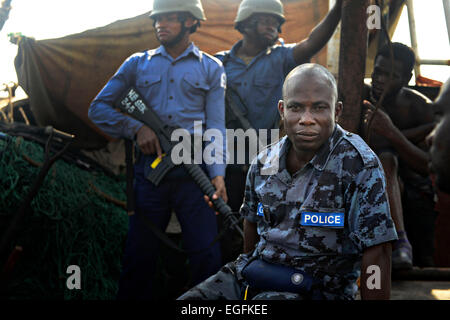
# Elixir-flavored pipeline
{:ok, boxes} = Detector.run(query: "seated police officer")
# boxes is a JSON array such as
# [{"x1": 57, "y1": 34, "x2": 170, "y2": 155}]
[
  {"x1": 179, "y1": 64, "x2": 398, "y2": 300},
  {"x1": 216, "y1": 0, "x2": 343, "y2": 265},
  {"x1": 88, "y1": 0, "x2": 227, "y2": 299}
]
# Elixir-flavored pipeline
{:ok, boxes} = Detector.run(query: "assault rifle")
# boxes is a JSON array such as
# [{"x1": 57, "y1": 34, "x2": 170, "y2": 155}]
[
  {"x1": 225, "y1": 86, "x2": 271, "y2": 167},
  {"x1": 225, "y1": 86, "x2": 254, "y2": 132},
  {"x1": 115, "y1": 87, "x2": 243, "y2": 237}
]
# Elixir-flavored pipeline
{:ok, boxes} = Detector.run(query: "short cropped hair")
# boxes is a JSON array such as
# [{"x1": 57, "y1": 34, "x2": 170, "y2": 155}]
[
  {"x1": 375, "y1": 42, "x2": 416, "y2": 76},
  {"x1": 282, "y1": 63, "x2": 338, "y2": 104}
]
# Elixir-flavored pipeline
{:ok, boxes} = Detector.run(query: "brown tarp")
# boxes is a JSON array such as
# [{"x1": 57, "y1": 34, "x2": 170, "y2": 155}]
[{"x1": 14, "y1": 0, "x2": 328, "y2": 149}]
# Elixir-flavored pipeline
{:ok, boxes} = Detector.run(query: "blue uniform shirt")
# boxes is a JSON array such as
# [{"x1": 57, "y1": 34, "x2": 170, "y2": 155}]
[
  {"x1": 89, "y1": 43, "x2": 227, "y2": 178},
  {"x1": 215, "y1": 40, "x2": 298, "y2": 131}
]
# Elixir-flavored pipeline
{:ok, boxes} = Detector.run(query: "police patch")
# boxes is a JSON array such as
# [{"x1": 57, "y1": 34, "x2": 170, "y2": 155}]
[
  {"x1": 300, "y1": 212, "x2": 344, "y2": 228},
  {"x1": 257, "y1": 203, "x2": 264, "y2": 217}
]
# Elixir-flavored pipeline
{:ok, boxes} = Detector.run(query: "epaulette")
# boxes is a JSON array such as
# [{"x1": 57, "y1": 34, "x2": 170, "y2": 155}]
[
  {"x1": 342, "y1": 131, "x2": 379, "y2": 168},
  {"x1": 201, "y1": 51, "x2": 224, "y2": 67},
  {"x1": 214, "y1": 50, "x2": 230, "y2": 58}
]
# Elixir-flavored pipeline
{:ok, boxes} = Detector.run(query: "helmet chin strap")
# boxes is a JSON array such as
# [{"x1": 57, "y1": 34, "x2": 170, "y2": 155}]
[
  {"x1": 163, "y1": 24, "x2": 189, "y2": 48},
  {"x1": 243, "y1": 19, "x2": 280, "y2": 48},
  {"x1": 255, "y1": 29, "x2": 278, "y2": 48}
]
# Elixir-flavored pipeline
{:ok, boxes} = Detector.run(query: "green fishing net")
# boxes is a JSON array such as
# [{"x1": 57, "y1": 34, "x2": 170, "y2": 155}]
[{"x1": 0, "y1": 135, "x2": 128, "y2": 299}]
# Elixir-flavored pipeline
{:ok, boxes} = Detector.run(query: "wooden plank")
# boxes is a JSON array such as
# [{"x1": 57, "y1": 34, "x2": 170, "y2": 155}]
[{"x1": 337, "y1": 0, "x2": 369, "y2": 133}]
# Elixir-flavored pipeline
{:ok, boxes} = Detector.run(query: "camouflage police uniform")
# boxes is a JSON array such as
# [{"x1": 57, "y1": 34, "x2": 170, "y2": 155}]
[{"x1": 178, "y1": 125, "x2": 398, "y2": 300}]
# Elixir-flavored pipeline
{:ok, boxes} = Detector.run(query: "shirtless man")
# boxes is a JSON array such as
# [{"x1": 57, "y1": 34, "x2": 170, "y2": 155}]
[{"x1": 362, "y1": 42, "x2": 437, "y2": 269}]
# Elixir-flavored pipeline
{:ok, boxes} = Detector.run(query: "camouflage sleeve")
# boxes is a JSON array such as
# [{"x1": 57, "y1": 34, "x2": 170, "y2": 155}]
[
  {"x1": 239, "y1": 162, "x2": 259, "y2": 223},
  {"x1": 346, "y1": 163, "x2": 398, "y2": 251}
]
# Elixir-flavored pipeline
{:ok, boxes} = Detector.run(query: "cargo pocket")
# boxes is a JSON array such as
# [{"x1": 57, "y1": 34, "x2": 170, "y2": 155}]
[
  {"x1": 136, "y1": 74, "x2": 161, "y2": 88},
  {"x1": 252, "y1": 77, "x2": 280, "y2": 109},
  {"x1": 253, "y1": 77, "x2": 279, "y2": 88},
  {"x1": 183, "y1": 73, "x2": 210, "y2": 93},
  {"x1": 181, "y1": 73, "x2": 210, "y2": 113}
]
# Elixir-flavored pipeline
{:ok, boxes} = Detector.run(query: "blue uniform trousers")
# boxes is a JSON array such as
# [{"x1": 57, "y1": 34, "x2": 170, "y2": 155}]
[{"x1": 117, "y1": 157, "x2": 222, "y2": 299}]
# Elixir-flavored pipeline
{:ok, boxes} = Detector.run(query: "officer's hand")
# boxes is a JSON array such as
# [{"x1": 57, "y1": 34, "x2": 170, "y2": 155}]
[
  {"x1": 136, "y1": 125, "x2": 162, "y2": 158},
  {"x1": 204, "y1": 176, "x2": 228, "y2": 215},
  {"x1": 211, "y1": 176, "x2": 228, "y2": 203}
]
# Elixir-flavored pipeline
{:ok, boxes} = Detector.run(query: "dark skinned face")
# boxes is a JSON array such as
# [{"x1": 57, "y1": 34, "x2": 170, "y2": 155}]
[
  {"x1": 371, "y1": 55, "x2": 410, "y2": 100},
  {"x1": 244, "y1": 13, "x2": 280, "y2": 47},
  {"x1": 279, "y1": 74, "x2": 342, "y2": 155},
  {"x1": 153, "y1": 13, "x2": 194, "y2": 47}
]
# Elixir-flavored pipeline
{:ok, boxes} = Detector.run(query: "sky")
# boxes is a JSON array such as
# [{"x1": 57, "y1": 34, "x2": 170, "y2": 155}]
[
  {"x1": 391, "y1": 0, "x2": 450, "y2": 83},
  {"x1": 0, "y1": 0, "x2": 449, "y2": 91},
  {"x1": 0, "y1": 0, "x2": 154, "y2": 87}
]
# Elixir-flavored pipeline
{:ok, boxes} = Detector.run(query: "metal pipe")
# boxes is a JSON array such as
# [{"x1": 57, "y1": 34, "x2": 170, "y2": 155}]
[
  {"x1": 327, "y1": 0, "x2": 341, "y2": 78},
  {"x1": 443, "y1": 0, "x2": 450, "y2": 45},
  {"x1": 406, "y1": 0, "x2": 421, "y2": 79},
  {"x1": 418, "y1": 59, "x2": 450, "y2": 66}
]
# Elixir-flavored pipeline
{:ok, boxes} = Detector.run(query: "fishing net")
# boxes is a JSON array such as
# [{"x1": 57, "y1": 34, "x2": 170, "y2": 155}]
[{"x1": 0, "y1": 133, "x2": 128, "y2": 299}]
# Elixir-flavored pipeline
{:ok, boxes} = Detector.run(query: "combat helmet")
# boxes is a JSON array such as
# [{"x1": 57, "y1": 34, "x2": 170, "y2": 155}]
[
  {"x1": 150, "y1": 0, "x2": 206, "y2": 21},
  {"x1": 235, "y1": 0, "x2": 285, "y2": 25}
]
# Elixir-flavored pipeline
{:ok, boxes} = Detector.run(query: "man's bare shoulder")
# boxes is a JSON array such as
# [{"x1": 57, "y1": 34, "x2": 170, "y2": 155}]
[
  {"x1": 397, "y1": 87, "x2": 433, "y2": 120},
  {"x1": 398, "y1": 87, "x2": 432, "y2": 108}
]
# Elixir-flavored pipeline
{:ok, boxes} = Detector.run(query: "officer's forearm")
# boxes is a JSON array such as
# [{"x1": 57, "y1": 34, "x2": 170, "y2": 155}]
[
  {"x1": 360, "y1": 243, "x2": 392, "y2": 300},
  {"x1": 308, "y1": 0, "x2": 342, "y2": 47},
  {"x1": 293, "y1": 0, "x2": 342, "y2": 63},
  {"x1": 243, "y1": 219, "x2": 259, "y2": 253}
]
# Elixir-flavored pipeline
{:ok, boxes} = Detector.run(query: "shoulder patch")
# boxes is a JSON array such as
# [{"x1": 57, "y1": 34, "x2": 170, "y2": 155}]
[
  {"x1": 127, "y1": 50, "x2": 158, "y2": 64},
  {"x1": 145, "y1": 49, "x2": 160, "y2": 60},
  {"x1": 126, "y1": 51, "x2": 147, "y2": 61},
  {"x1": 201, "y1": 51, "x2": 224, "y2": 67},
  {"x1": 214, "y1": 50, "x2": 230, "y2": 61},
  {"x1": 273, "y1": 42, "x2": 296, "y2": 49},
  {"x1": 342, "y1": 132, "x2": 379, "y2": 168}
]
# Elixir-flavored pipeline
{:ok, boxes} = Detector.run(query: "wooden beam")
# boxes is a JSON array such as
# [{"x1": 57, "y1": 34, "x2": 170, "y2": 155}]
[{"x1": 337, "y1": 0, "x2": 369, "y2": 133}]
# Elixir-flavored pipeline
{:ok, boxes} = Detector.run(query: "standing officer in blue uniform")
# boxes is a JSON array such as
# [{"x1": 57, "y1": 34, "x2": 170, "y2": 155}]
[
  {"x1": 179, "y1": 64, "x2": 398, "y2": 300},
  {"x1": 88, "y1": 0, "x2": 227, "y2": 299},
  {"x1": 215, "y1": 0, "x2": 343, "y2": 263}
]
